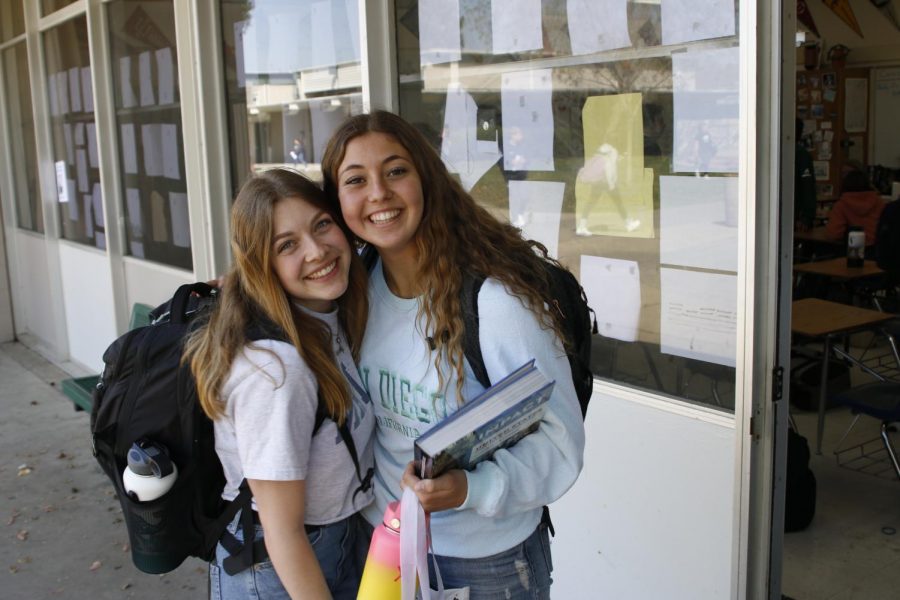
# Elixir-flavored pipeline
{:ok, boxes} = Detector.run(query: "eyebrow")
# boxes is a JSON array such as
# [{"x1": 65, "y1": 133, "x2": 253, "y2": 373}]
[
  {"x1": 338, "y1": 154, "x2": 408, "y2": 178},
  {"x1": 271, "y1": 209, "x2": 328, "y2": 244}
]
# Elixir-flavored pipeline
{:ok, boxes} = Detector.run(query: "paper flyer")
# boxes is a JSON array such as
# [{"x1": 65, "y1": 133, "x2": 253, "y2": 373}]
[{"x1": 574, "y1": 93, "x2": 654, "y2": 238}]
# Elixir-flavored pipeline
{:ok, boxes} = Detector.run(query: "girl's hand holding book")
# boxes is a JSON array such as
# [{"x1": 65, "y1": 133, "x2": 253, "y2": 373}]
[{"x1": 400, "y1": 461, "x2": 468, "y2": 512}]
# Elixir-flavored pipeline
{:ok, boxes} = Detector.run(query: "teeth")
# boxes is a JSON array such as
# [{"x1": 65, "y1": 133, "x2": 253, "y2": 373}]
[
  {"x1": 307, "y1": 261, "x2": 337, "y2": 280},
  {"x1": 370, "y1": 209, "x2": 400, "y2": 224}
]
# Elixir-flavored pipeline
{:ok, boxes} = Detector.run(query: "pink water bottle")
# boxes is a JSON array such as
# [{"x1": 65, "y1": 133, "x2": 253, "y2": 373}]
[{"x1": 357, "y1": 501, "x2": 402, "y2": 599}]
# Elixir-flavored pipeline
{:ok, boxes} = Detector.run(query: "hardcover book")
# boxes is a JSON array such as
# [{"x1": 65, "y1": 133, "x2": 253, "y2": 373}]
[{"x1": 414, "y1": 360, "x2": 554, "y2": 479}]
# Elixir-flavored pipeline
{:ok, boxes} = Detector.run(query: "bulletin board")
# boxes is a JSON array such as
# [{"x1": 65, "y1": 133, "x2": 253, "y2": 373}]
[
  {"x1": 796, "y1": 67, "x2": 869, "y2": 201},
  {"x1": 872, "y1": 67, "x2": 900, "y2": 168}
]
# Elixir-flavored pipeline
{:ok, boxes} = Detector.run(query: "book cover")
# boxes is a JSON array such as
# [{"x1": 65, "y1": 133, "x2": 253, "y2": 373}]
[{"x1": 414, "y1": 360, "x2": 555, "y2": 479}]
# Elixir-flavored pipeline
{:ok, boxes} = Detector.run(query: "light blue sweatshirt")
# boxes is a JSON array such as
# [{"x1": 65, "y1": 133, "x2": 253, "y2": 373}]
[{"x1": 360, "y1": 260, "x2": 585, "y2": 558}]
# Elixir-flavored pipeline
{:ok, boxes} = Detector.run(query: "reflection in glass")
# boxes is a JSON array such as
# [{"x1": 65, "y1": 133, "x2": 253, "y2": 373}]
[
  {"x1": 108, "y1": 0, "x2": 190, "y2": 270},
  {"x1": 2, "y1": 42, "x2": 42, "y2": 232},
  {"x1": 41, "y1": 0, "x2": 78, "y2": 17},
  {"x1": 43, "y1": 17, "x2": 104, "y2": 247},
  {"x1": 0, "y1": 0, "x2": 26, "y2": 42},
  {"x1": 219, "y1": 0, "x2": 363, "y2": 194},
  {"x1": 395, "y1": 0, "x2": 740, "y2": 411}
]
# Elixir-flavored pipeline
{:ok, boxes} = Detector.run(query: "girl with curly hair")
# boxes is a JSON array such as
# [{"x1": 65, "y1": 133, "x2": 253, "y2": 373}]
[{"x1": 322, "y1": 111, "x2": 585, "y2": 599}]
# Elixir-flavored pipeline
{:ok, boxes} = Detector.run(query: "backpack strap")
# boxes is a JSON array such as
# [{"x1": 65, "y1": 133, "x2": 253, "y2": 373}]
[
  {"x1": 216, "y1": 480, "x2": 260, "y2": 576},
  {"x1": 149, "y1": 282, "x2": 215, "y2": 324},
  {"x1": 460, "y1": 274, "x2": 490, "y2": 390},
  {"x1": 314, "y1": 402, "x2": 373, "y2": 501},
  {"x1": 217, "y1": 405, "x2": 375, "y2": 575}
]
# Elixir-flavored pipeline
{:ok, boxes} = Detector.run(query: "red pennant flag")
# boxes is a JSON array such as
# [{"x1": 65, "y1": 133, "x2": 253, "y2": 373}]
[
  {"x1": 822, "y1": 0, "x2": 864, "y2": 37},
  {"x1": 798, "y1": 0, "x2": 820, "y2": 36}
]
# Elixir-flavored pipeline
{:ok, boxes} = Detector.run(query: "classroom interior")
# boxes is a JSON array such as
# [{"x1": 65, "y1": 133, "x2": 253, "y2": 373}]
[{"x1": 781, "y1": 2, "x2": 900, "y2": 599}]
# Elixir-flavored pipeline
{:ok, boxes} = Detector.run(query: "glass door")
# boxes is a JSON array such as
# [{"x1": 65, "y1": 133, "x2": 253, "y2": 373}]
[{"x1": 383, "y1": 1, "x2": 781, "y2": 597}]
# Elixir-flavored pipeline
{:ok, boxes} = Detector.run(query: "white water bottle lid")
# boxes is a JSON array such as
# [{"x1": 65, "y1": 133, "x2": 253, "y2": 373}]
[
  {"x1": 122, "y1": 440, "x2": 177, "y2": 502},
  {"x1": 123, "y1": 463, "x2": 178, "y2": 502}
]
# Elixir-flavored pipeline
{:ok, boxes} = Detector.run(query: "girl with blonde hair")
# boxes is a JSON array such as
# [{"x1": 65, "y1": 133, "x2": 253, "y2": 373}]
[
  {"x1": 322, "y1": 111, "x2": 585, "y2": 599},
  {"x1": 184, "y1": 168, "x2": 374, "y2": 599}
]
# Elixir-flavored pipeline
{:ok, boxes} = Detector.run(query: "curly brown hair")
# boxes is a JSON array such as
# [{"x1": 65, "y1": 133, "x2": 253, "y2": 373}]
[
  {"x1": 322, "y1": 111, "x2": 567, "y2": 396},
  {"x1": 183, "y1": 168, "x2": 368, "y2": 423}
]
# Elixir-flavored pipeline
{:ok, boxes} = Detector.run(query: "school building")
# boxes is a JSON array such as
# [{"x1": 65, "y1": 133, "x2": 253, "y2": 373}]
[{"x1": 2, "y1": 1, "x2": 899, "y2": 598}]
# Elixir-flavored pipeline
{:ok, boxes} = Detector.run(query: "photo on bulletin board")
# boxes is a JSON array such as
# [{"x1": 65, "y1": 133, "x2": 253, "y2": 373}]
[
  {"x1": 813, "y1": 160, "x2": 829, "y2": 181},
  {"x1": 798, "y1": 88, "x2": 809, "y2": 102},
  {"x1": 798, "y1": 105, "x2": 809, "y2": 118},
  {"x1": 822, "y1": 72, "x2": 836, "y2": 89},
  {"x1": 811, "y1": 104, "x2": 824, "y2": 118},
  {"x1": 818, "y1": 183, "x2": 834, "y2": 197},
  {"x1": 809, "y1": 75, "x2": 819, "y2": 88},
  {"x1": 810, "y1": 89, "x2": 822, "y2": 103},
  {"x1": 797, "y1": 73, "x2": 806, "y2": 86}
]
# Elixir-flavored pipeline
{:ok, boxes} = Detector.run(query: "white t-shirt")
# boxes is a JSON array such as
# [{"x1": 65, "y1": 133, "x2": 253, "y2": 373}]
[{"x1": 214, "y1": 307, "x2": 375, "y2": 525}]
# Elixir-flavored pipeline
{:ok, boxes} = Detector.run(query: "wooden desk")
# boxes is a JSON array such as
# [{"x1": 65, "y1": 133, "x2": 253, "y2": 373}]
[
  {"x1": 793, "y1": 226, "x2": 837, "y2": 245},
  {"x1": 793, "y1": 258, "x2": 884, "y2": 280},
  {"x1": 793, "y1": 227, "x2": 844, "y2": 263},
  {"x1": 791, "y1": 298, "x2": 895, "y2": 453}
]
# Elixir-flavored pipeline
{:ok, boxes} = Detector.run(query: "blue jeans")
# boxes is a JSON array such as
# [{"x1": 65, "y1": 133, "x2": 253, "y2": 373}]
[
  {"x1": 209, "y1": 511, "x2": 370, "y2": 600},
  {"x1": 426, "y1": 524, "x2": 554, "y2": 600}
]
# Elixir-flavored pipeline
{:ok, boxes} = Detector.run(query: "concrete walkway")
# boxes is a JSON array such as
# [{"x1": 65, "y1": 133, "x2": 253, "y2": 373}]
[{"x1": 0, "y1": 342, "x2": 206, "y2": 599}]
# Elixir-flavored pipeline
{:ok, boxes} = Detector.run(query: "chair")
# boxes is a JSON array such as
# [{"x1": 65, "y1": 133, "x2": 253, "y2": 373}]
[
  {"x1": 850, "y1": 316, "x2": 900, "y2": 382},
  {"x1": 829, "y1": 346, "x2": 900, "y2": 481}
]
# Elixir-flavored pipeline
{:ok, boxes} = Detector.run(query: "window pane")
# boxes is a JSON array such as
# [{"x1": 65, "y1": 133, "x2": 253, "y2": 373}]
[
  {"x1": 395, "y1": 0, "x2": 741, "y2": 411},
  {"x1": 219, "y1": 0, "x2": 364, "y2": 193},
  {"x1": 43, "y1": 17, "x2": 104, "y2": 247},
  {"x1": 0, "y1": 0, "x2": 26, "y2": 42},
  {"x1": 41, "y1": 0, "x2": 78, "y2": 17},
  {"x1": 2, "y1": 42, "x2": 42, "y2": 232},
  {"x1": 108, "y1": 0, "x2": 191, "y2": 270}
]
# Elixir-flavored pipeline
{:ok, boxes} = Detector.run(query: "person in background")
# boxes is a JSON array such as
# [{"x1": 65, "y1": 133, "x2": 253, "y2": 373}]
[
  {"x1": 825, "y1": 168, "x2": 885, "y2": 246},
  {"x1": 184, "y1": 168, "x2": 374, "y2": 599},
  {"x1": 321, "y1": 111, "x2": 585, "y2": 599},
  {"x1": 290, "y1": 136, "x2": 307, "y2": 166},
  {"x1": 794, "y1": 119, "x2": 817, "y2": 231}
]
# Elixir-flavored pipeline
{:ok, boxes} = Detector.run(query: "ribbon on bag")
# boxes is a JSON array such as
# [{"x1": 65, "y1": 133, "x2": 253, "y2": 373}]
[{"x1": 399, "y1": 487, "x2": 443, "y2": 600}]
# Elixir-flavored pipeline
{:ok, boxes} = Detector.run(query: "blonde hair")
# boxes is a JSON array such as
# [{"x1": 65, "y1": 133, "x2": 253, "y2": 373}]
[
  {"x1": 184, "y1": 168, "x2": 368, "y2": 423},
  {"x1": 322, "y1": 111, "x2": 566, "y2": 396}
]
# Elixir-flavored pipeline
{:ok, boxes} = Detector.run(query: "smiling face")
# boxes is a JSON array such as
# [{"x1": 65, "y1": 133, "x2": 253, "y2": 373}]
[
  {"x1": 335, "y1": 132, "x2": 425, "y2": 262},
  {"x1": 270, "y1": 196, "x2": 352, "y2": 312}
]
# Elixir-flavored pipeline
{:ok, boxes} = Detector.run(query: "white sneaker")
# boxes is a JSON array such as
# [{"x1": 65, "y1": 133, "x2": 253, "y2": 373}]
[{"x1": 576, "y1": 218, "x2": 592, "y2": 236}]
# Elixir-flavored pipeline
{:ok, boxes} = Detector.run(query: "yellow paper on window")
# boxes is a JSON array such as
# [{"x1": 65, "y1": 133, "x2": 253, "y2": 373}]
[
  {"x1": 575, "y1": 93, "x2": 654, "y2": 239},
  {"x1": 151, "y1": 190, "x2": 169, "y2": 243}
]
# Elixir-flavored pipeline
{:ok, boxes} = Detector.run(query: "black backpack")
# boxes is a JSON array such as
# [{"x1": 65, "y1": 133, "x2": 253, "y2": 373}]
[
  {"x1": 875, "y1": 200, "x2": 900, "y2": 275},
  {"x1": 91, "y1": 283, "x2": 370, "y2": 575},
  {"x1": 784, "y1": 427, "x2": 816, "y2": 532},
  {"x1": 461, "y1": 264, "x2": 597, "y2": 418}
]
